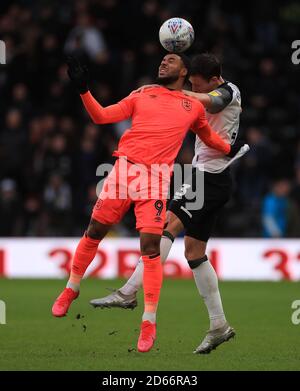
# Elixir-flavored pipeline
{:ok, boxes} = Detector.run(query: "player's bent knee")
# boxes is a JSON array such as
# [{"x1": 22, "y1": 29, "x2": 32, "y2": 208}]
[
  {"x1": 165, "y1": 211, "x2": 184, "y2": 237},
  {"x1": 184, "y1": 236, "x2": 207, "y2": 260},
  {"x1": 140, "y1": 233, "x2": 161, "y2": 256},
  {"x1": 86, "y1": 218, "x2": 110, "y2": 240},
  {"x1": 141, "y1": 243, "x2": 160, "y2": 256},
  {"x1": 184, "y1": 247, "x2": 205, "y2": 261},
  {"x1": 187, "y1": 255, "x2": 208, "y2": 269}
]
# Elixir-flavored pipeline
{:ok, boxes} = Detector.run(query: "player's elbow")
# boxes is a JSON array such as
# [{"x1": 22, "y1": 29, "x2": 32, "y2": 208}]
[
  {"x1": 91, "y1": 115, "x2": 107, "y2": 124},
  {"x1": 92, "y1": 117, "x2": 102, "y2": 124}
]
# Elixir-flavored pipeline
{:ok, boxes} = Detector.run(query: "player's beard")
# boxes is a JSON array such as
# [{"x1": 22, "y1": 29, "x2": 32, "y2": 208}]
[{"x1": 156, "y1": 74, "x2": 179, "y2": 86}]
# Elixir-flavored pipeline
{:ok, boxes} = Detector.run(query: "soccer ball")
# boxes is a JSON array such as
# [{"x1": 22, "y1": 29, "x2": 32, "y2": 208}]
[{"x1": 159, "y1": 17, "x2": 194, "y2": 53}]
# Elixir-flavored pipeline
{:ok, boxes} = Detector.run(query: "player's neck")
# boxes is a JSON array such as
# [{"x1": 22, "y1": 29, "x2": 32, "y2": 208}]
[{"x1": 164, "y1": 79, "x2": 184, "y2": 91}]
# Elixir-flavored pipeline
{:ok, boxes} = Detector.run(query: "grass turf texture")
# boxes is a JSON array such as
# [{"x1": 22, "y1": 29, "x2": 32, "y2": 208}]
[{"x1": 0, "y1": 279, "x2": 299, "y2": 371}]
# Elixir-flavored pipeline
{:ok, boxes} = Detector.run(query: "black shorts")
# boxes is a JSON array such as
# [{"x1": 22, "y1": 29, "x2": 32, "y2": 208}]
[{"x1": 168, "y1": 168, "x2": 232, "y2": 242}]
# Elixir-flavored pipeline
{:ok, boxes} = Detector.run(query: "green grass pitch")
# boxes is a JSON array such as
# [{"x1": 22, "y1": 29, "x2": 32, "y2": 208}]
[{"x1": 0, "y1": 279, "x2": 300, "y2": 371}]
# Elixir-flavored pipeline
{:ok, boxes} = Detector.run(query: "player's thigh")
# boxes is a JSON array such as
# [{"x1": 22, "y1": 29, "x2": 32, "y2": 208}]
[
  {"x1": 164, "y1": 210, "x2": 184, "y2": 237},
  {"x1": 134, "y1": 198, "x2": 167, "y2": 236},
  {"x1": 184, "y1": 202, "x2": 221, "y2": 244},
  {"x1": 92, "y1": 196, "x2": 132, "y2": 226},
  {"x1": 92, "y1": 161, "x2": 132, "y2": 225},
  {"x1": 168, "y1": 168, "x2": 200, "y2": 230},
  {"x1": 170, "y1": 170, "x2": 231, "y2": 243},
  {"x1": 184, "y1": 235, "x2": 207, "y2": 260},
  {"x1": 140, "y1": 232, "x2": 161, "y2": 255}
]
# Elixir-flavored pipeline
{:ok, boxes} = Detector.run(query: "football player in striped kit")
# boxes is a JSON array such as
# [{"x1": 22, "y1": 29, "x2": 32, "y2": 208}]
[{"x1": 90, "y1": 53, "x2": 249, "y2": 354}]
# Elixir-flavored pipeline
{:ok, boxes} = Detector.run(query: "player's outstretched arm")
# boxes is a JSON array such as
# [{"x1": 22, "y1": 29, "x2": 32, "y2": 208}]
[
  {"x1": 184, "y1": 87, "x2": 232, "y2": 113},
  {"x1": 194, "y1": 123, "x2": 249, "y2": 158},
  {"x1": 192, "y1": 101, "x2": 248, "y2": 157},
  {"x1": 194, "y1": 123, "x2": 230, "y2": 154},
  {"x1": 183, "y1": 90, "x2": 212, "y2": 109},
  {"x1": 80, "y1": 91, "x2": 130, "y2": 124},
  {"x1": 67, "y1": 56, "x2": 130, "y2": 124}
]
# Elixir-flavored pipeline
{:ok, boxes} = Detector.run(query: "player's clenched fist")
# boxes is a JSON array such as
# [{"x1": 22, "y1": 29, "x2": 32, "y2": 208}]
[
  {"x1": 66, "y1": 56, "x2": 89, "y2": 94},
  {"x1": 227, "y1": 140, "x2": 249, "y2": 158}
]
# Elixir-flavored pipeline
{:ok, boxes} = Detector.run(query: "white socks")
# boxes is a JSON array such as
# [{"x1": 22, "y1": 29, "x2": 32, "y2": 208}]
[
  {"x1": 142, "y1": 311, "x2": 157, "y2": 323},
  {"x1": 160, "y1": 232, "x2": 174, "y2": 263},
  {"x1": 119, "y1": 233, "x2": 174, "y2": 296},
  {"x1": 120, "y1": 235, "x2": 227, "y2": 331},
  {"x1": 66, "y1": 281, "x2": 80, "y2": 292},
  {"x1": 188, "y1": 256, "x2": 226, "y2": 330},
  {"x1": 119, "y1": 258, "x2": 144, "y2": 295}
]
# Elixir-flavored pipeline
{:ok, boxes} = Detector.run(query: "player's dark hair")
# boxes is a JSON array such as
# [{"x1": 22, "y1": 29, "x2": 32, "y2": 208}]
[
  {"x1": 190, "y1": 53, "x2": 222, "y2": 81},
  {"x1": 169, "y1": 52, "x2": 191, "y2": 82},
  {"x1": 178, "y1": 53, "x2": 191, "y2": 82}
]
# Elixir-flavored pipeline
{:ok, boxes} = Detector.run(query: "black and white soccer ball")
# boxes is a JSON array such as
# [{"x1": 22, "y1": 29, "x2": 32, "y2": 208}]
[{"x1": 159, "y1": 17, "x2": 194, "y2": 53}]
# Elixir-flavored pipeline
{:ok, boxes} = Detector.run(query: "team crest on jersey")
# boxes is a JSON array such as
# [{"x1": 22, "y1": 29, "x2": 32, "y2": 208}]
[
  {"x1": 94, "y1": 199, "x2": 103, "y2": 210},
  {"x1": 182, "y1": 99, "x2": 192, "y2": 111}
]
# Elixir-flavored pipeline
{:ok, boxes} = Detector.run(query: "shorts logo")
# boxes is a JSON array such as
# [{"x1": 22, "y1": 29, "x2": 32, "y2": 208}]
[
  {"x1": 182, "y1": 99, "x2": 192, "y2": 111},
  {"x1": 94, "y1": 199, "x2": 103, "y2": 210}
]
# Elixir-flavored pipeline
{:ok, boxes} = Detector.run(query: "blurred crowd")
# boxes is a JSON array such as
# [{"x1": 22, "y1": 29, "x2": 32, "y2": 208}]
[{"x1": 0, "y1": 0, "x2": 300, "y2": 237}]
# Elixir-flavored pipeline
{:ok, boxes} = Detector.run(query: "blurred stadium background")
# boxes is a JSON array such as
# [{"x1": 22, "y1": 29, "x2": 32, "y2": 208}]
[
  {"x1": 0, "y1": 0, "x2": 300, "y2": 371},
  {"x1": 1, "y1": 0, "x2": 300, "y2": 239}
]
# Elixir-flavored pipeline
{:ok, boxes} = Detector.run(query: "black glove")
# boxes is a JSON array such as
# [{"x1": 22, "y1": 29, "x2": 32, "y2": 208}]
[
  {"x1": 66, "y1": 56, "x2": 89, "y2": 94},
  {"x1": 226, "y1": 140, "x2": 248, "y2": 158}
]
